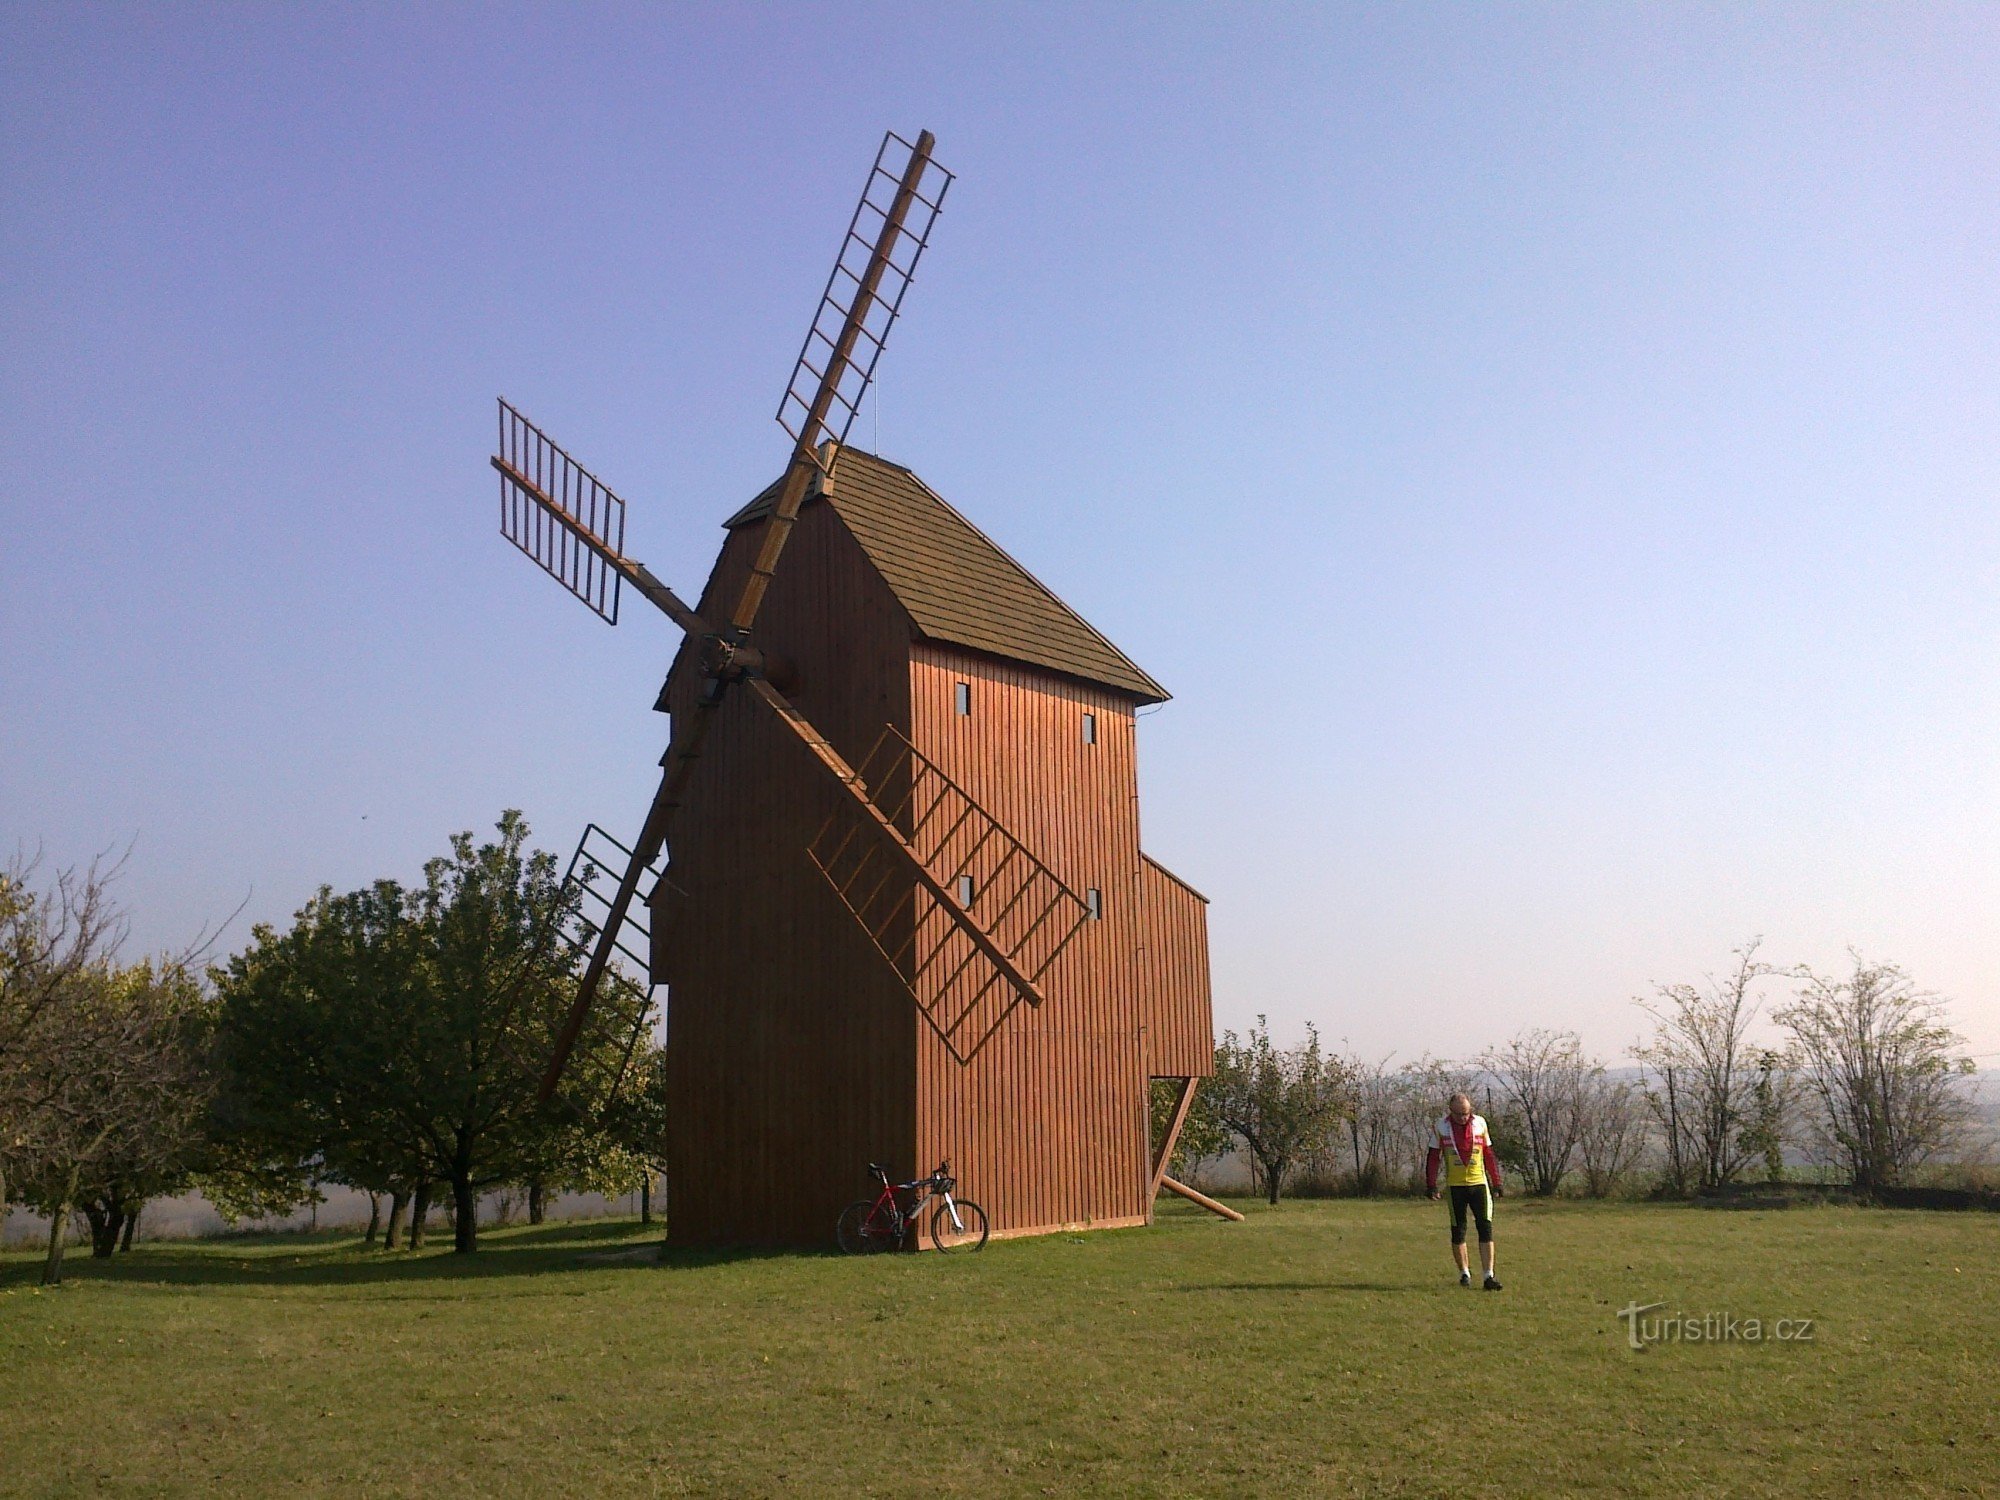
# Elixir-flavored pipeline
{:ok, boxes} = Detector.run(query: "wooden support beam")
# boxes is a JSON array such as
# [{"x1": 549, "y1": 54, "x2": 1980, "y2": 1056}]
[
  {"x1": 1149, "y1": 1076, "x2": 1198, "y2": 1210},
  {"x1": 1158, "y1": 1174, "x2": 1244, "y2": 1222}
]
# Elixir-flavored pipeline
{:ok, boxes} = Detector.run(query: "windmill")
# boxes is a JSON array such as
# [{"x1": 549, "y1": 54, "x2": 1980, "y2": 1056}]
[{"x1": 487, "y1": 131, "x2": 1225, "y2": 1245}]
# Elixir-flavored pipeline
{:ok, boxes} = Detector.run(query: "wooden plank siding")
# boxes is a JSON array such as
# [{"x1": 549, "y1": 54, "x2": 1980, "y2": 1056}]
[
  {"x1": 908, "y1": 643, "x2": 1152, "y2": 1235},
  {"x1": 654, "y1": 499, "x2": 919, "y2": 1246},
  {"x1": 1135, "y1": 855, "x2": 1214, "y2": 1080}
]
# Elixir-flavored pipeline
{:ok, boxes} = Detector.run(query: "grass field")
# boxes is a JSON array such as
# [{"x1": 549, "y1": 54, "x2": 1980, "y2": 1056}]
[{"x1": 3, "y1": 1197, "x2": 1996, "y2": 1497}]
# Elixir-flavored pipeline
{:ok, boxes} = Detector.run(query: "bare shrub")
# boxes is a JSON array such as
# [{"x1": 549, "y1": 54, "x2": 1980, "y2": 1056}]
[
  {"x1": 1575, "y1": 1074, "x2": 1649, "y2": 1197},
  {"x1": 1482, "y1": 1029, "x2": 1593, "y2": 1196},
  {"x1": 1776, "y1": 954, "x2": 1976, "y2": 1191},
  {"x1": 1635, "y1": 939, "x2": 1786, "y2": 1193}
]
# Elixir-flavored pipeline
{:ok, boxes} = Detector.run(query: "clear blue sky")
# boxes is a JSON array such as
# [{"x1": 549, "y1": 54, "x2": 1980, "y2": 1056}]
[{"x1": 4, "y1": 5, "x2": 1994, "y2": 1062}]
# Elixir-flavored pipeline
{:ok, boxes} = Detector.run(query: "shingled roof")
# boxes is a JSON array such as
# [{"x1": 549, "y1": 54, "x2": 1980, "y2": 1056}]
[{"x1": 725, "y1": 448, "x2": 1168, "y2": 705}]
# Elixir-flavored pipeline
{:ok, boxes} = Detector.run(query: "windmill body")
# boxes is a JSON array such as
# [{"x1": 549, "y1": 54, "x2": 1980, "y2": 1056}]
[
  {"x1": 487, "y1": 131, "x2": 1222, "y2": 1246},
  {"x1": 652, "y1": 451, "x2": 1211, "y2": 1245}
]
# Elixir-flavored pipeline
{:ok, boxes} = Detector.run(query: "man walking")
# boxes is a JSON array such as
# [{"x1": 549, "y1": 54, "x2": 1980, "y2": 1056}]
[{"x1": 1426, "y1": 1092, "x2": 1503, "y2": 1290}]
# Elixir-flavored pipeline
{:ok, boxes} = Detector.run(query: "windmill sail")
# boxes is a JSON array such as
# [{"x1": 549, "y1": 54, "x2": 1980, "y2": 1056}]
[
  {"x1": 534, "y1": 130, "x2": 952, "y2": 1096},
  {"x1": 800, "y1": 722, "x2": 1090, "y2": 1063}
]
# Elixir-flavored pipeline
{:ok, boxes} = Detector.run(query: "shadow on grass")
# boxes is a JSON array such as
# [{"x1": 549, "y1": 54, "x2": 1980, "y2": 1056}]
[
  {"x1": 0, "y1": 1217, "x2": 833, "y2": 1292},
  {"x1": 1175, "y1": 1281, "x2": 1416, "y2": 1294}
]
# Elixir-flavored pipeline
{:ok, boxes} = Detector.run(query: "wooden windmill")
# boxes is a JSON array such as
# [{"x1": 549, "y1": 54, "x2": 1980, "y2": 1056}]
[{"x1": 490, "y1": 131, "x2": 1222, "y2": 1246}]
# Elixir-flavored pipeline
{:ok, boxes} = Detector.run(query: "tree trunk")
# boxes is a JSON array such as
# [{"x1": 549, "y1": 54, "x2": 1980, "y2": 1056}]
[
  {"x1": 364, "y1": 1193, "x2": 382, "y2": 1246},
  {"x1": 42, "y1": 1164, "x2": 81, "y2": 1286},
  {"x1": 383, "y1": 1190, "x2": 409, "y2": 1250},
  {"x1": 84, "y1": 1203, "x2": 122, "y2": 1258},
  {"x1": 120, "y1": 1206, "x2": 140, "y2": 1252},
  {"x1": 528, "y1": 1180, "x2": 546, "y2": 1225},
  {"x1": 408, "y1": 1179, "x2": 431, "y2": 1249},
  {"x1": 640, "y1": 1172, "x2": 652, "y2": 1227},
  {"x1": 452, "y1": 1171, "x2": 478, "y2": 1254}
]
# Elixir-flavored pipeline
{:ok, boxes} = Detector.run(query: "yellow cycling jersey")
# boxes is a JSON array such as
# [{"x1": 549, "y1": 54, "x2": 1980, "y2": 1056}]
[{"x1": 1435, "y1": 1114, "x2": 1493, "y2": 1188}]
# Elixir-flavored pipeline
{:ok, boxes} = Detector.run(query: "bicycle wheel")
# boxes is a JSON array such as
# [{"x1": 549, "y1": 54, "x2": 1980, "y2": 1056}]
[
  {"x1": 929, "y1": 1198, "x2": 989, "y2": 1253},
  {"x1": 837, "y1": 1200, "x2": 899, "y2": 1254}
]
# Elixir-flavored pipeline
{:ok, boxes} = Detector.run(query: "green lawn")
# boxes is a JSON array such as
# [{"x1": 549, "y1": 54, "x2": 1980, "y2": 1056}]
[{"x1": 3, "y1": 1197, "x2": 1996, "y2": 1497}]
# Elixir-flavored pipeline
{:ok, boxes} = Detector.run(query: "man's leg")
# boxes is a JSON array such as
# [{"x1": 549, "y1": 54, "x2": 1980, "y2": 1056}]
[
  {"x1": 1449, "y1": 1189, "x2": 1471, "y2": 1281},
  {"x1": 1475, "y1": 1187, "x2": 1500, "y2": 1288}
]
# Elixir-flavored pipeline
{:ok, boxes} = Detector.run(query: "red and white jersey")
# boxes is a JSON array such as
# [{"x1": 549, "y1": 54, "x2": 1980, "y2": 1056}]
[{"x1": 1431, "y1": 1114, "x2": 1497, "y2": 1188}]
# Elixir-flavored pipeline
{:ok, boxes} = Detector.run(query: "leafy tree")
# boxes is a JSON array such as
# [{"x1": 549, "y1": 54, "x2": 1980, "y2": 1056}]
[
  {"x1": 1740, "y1": 1048, "x2": 1794, "y2": 1186},
  {"x1": 1204, "y1": 1018, "x2": 1348, "y2": 1205},
  {"x1": 212, "y1": 813, "x2": 639, "y2": 1253},
  {"x1": 605, "y1": 1039, "x2": 670, "y2": 1225},
  {"x1": 1147, "y1": 1076, "x2": 1230, "y2": 1187},
  {"x1": 211, "y1": 879, "x2": 431, "y2": 1238}
]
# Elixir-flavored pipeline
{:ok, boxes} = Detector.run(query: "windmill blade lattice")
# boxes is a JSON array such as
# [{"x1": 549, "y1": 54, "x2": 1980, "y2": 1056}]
[
  {"x1": 777, "y1": 131, "x2": 953, "y2": 459},
  {"x1": 530, "y1": 128, "x2": 952, "y2": 1097},
  {"x1": 807, "y1": 725, "x2": 1090, "y2": 1063},
  {"x1": 557, "y1": 823, "x2": 662, "y2": 1108},
  {"x1": 496, "y1": 399, "x2": 629, "y2": 624}
]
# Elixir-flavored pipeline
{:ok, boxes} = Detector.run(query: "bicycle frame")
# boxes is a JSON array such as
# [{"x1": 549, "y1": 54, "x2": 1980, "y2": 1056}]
[{"x1": 857, "y1": 1164, "x2": 958, "y2": 1245}]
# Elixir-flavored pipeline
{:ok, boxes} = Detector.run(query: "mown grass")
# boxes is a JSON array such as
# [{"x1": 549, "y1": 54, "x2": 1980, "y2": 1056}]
[{"x1": 2, "y1": 1197, "x2": 1996, "y2": 1496}]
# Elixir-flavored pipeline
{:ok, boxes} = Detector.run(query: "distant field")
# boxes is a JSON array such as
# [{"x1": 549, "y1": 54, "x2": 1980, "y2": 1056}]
[{"x1": 3, "y1": 1198, "x2": 1996, "y2": 1497}]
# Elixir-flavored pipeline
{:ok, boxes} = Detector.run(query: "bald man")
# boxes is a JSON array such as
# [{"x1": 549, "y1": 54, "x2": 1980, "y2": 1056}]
[{"x1": 1426, "y1": 1092, "x2": 1503, "y2": 1290}]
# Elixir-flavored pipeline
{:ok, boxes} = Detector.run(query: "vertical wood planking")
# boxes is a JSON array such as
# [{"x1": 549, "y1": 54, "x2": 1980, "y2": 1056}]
[
  {"x1": 1135, "y1": 856, "x2": 1214, "y2": 1079},
  {"x1": 657, "y1": 500, "x2": 917, "y2": 1246},
  {"x1": 908, "y1": 642, "x2": 1151, "y2": 1235}
]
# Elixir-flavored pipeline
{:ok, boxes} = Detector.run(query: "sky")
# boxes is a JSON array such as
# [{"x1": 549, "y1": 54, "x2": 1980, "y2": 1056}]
[{"x1": 3, "y1": 4, "x2": 1995, "y2": 1065}]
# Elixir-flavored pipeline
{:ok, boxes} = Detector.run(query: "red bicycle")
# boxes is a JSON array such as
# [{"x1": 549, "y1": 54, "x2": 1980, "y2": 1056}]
[{"x1": 836, "y1": 1161, "x2": 989, "y2": 1254}]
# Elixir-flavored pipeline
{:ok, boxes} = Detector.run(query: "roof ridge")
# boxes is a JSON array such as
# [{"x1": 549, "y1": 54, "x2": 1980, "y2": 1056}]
[
  {"x1": 718, "y1": 446, "x2": 1168, "y2": 705},
  {"x1": 883, "y1": 460, "x2": 1168, "y2": 704}
]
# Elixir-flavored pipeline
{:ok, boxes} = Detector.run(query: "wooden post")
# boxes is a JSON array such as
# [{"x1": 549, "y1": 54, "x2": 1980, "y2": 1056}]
[
  {"x1": 1159, "y1": 1174, "x2": 1244, "y2": 1222},
  {"x1": 1149, "y1": 1076, "x2": 1199, "y2": 1211}
]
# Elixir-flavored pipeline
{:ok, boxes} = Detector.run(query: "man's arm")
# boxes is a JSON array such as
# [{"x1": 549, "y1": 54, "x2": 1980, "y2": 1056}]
[
  {"x1": 1425, "y1": 1145, "x2": 1441, "y2": 1197},
  {"x1": 1481, "y1": 1140, "x2": 1502, "y2": 1192}
]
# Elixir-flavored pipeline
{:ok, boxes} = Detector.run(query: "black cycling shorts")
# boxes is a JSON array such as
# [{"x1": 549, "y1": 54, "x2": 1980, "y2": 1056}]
[{"x1": 1448, "y1": 1184, "x2": 1494, "y2": 1245}]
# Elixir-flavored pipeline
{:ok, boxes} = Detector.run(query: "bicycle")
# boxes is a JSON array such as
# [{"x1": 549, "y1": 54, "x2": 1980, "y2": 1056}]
[{"x1": 836, "y1": 1160, "x2": 989, "y2": 1254}]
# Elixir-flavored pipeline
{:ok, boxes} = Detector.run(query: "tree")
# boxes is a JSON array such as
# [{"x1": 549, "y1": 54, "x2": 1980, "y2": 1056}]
[
  {"x1": 1574, "y1": 1074, "x2": 1648, "y2": 1197},
  {"x1": 1147, "y1": 1076, "x2": 1230, "y2": 1188},
  {"x1": 1775, "y1": 954, "x2": 1975, "y2": 1191},
  {"x1": 1740, "y1": 1048, "x2": 1794, "y2": 1186},
  {"x1": 0, "y1": 855, "x2": 126, "y2": 1210},
  {"x1": 1482, "y1": 1029, "x2": 1592, "y2": 1196},
  {"x1": 1634, "y1": 939, "x2": 1784, "y2": 1194},
  {"x1": 1204, "y1": 1018, "x2": 1348, "y2": 1205},
  {"x1": 211, "y1": 880, "x2": 432, "y2": 1240},
  {"x1": 212, "y1": 813, "x2": 639, "y2": 1254},
  {"x1": 7, "y1": 959, "x2": 212, "y2": 1284},
  {"x1": 607, "y1": 1040, "x2": 671, "y2": 1226},
  {"x1": 1324, "y1": 1053, "x2": 1469, "y2": 1196}
]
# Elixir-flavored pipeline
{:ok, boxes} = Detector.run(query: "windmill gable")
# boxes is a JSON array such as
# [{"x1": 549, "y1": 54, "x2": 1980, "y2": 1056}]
[{"x1": 726, "y1": 449, "x2": 1168, "y2": 706}]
